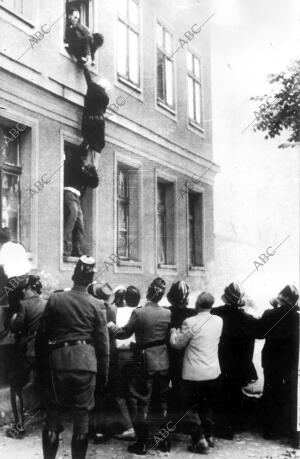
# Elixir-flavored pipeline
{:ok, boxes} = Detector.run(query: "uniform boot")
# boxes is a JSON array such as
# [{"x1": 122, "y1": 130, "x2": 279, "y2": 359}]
[
  {"x1": 128, "y1": 422, "x2": 149, "y2": 455},
  {"x1": 71, "y1": 433, "x2": 89, "y2": 459},
  {"x1": 156, "y1": 411, "x2": 171, "y2": 453},
  {"x1": 42, "y1": 430, "x2": 59, "y2": 459}
]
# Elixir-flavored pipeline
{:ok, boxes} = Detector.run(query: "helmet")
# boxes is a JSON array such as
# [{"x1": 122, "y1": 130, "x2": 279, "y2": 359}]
[
  {"x1": 167, "y1": 281, "x2": 189, "y2": 306},
  {"x1": 222, "y1": 281, "x2": 245, "y2": 307}
]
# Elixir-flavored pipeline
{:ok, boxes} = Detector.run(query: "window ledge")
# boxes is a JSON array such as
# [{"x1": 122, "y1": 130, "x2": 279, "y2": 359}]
[
  {"x1": 117, "y1": 259, "x2": 141, "y2": 268},
  {"x1": 157, "y1": 264, "x2": 177, "y2": 270},
  {"x1": 157, "y1": 100, "x2": 176, "y2": 116},
  {"x1": 117, "y1": 75, "x2": 141, "y2": 94},
  {"x1": 63, "y1": 256, "x2": 79, "y2": 263},
  {"x1": 0, "y1": 5, "x2": 35, "y2": 28},
  {"x1": 189, "y1": 265, "x2": 205, "y2": 271},
  {"x1": 188, "y1": 120, "x2": 204, "y2": 137}
]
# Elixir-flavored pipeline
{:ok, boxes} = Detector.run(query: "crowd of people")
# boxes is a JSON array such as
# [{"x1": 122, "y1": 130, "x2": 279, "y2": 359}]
[{"x1": 0, "y1": 224, "x2": 299, "y2": 458}]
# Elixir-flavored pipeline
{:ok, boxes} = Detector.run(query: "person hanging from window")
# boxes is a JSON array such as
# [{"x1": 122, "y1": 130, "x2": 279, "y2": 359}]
[
  {"x1": 6, "y1": 275, "x2": 46, "y2": 439},
  {"x1": 81, "y1": 66, "x2": 110, "y2": 156},
  {"x1": 64, "y1": 7, "x2": 104, "y2": 66},
  {"x1": 63, "y1": 146, "x2": 99, "y2": 258}
]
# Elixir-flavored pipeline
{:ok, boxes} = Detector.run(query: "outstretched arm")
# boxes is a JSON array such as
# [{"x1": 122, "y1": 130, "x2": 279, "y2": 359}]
[{"x1": 83, "y1": 66, "x2": 93, "y2": 87}]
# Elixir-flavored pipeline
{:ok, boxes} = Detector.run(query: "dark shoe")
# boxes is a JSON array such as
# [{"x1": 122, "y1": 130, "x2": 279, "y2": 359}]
[
  {"x1": 127, "y1": 441, "x2": 148, "y2": 455},
  {"x1": 6, "y1": 425, "x2": 25, "y2": 439},
  {"x1": 188, "y1": 438, "x2": 209, "y2": 454},
  {"x1": 157, "y1": 437, "x2": 171, "y2": 452},
  {"x1": 206, "y1": 436, "x2": 215, "y2": 447}
]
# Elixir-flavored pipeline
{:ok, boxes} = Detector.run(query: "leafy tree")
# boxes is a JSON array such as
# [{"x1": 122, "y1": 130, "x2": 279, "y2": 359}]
[{"x1": 251, "y1": 59, "x2": 300, "y2": 148}]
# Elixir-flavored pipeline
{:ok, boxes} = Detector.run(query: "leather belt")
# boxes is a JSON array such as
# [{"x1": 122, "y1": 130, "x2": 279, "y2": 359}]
[
  {"x1": 138, "y1": 339, "x2": 166, "y2": 350},
  {"x1": 48, "y1": 339, "x2": 92, "y2": 350}
]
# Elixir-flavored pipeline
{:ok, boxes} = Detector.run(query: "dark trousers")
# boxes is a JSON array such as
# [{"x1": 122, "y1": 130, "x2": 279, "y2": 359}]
[
  {"x1": 67, "y1": 34, "x2": 100, "y2": 62},
  {"x1": 263, "y1": 366, "x2": 298, "y2": 436},
  {"x1": 184, "y1": 378, "x2": 220, "y2": 443},
  {"x1": 128, "y1": 365, "x2": 169, "y2": 441},
  {"x1": 45, "y1": 370, "x2": 96, "y2": 435},
  {"x1": 63, "y1": 190, "x2": 84, "y2": 257}
]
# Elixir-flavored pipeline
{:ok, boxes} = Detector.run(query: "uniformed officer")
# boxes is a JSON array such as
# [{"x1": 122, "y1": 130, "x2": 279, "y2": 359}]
[
  {"x1": 36, "y1": 256, "x2": 109, "y2": 459},
  {"x1": 108, "y1": 277, "x2": 171, "y2": 455},
  {"x1": 256, "y1": 285, "x2": 299, "y2": 444},
  {"x1": 6, "y1": 275, "x2": 45, "y2": 438}
]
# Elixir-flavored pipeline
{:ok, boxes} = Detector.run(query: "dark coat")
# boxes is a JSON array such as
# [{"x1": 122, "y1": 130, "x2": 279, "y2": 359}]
[
  {"x1": 36, "y1": 285, "x2": 109, "y2": 379},
  {"x1": 256, "y1": 305, "x2": 299, "y2": 377},
  {"x1": 64, "y1": 148, "x2": 99, "y2": 194},
  {"x1": 82, "y1": 68, "x2": 109, "y2": 153},
  {"x1": 114, "y1": 301, "x2": 171, "y2": 374},
  {"x1": 64, "y1": 22, "x2": 91, "y2": 60},
  {"x1": 10, "y1": 295, "x2": 46, "y2": 358},
  {"x1": 211, "y1": 304, "x2": 259, "y2": 382}
]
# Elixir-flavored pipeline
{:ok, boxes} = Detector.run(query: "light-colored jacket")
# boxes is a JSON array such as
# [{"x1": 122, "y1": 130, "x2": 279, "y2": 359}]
[{"x1": 170, "y1": 310, "x2": 223, "y2": 381}]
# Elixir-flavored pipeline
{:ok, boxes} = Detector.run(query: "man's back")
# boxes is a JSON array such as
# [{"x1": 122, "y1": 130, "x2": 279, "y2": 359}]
[{"x1": 182, "y1": 312, "x2": 223, "y2": 381}]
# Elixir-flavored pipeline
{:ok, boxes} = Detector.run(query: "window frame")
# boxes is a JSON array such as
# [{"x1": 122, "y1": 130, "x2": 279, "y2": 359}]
[
  {"x1": 155, "y1": 169, "x2": 177, "y2": 273},
  {"x1": 114, "y1": 152, "x2": 143, "y2": 273},
  {"x1": 156, "y1": 19, "x2": 176, "y2": 114},
  {"x1": 65, "y1": 0, "x2": 91, "y2": 27},
  {"x1": 187, "y1": 49, "x2": 204, "y2": 133},
  {"x1": 0, "y1": 0, "x2": 37, "y2": 29},
  {"x1": 185, "y1": 184, "x2": 206, "y2": 272},
  {"x1": 116, "y1": 0, "x2": 141, "y2": 90},
  {"x1": 188, "y1": 190, "x2": 204, "y2": 269}
]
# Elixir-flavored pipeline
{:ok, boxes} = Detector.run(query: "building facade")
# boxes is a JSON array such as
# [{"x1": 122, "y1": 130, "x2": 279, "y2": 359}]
[{"x1": 0, "y1": 0, "x2": 217, "y2": 386}]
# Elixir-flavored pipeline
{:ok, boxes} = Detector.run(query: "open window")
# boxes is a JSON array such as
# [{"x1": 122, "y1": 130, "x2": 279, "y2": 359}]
[{"x1": 65, "y1": 0, "x2": 90, "y2": 27}]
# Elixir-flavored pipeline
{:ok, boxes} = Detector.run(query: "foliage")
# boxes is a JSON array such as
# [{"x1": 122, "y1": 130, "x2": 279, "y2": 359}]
[{"x1": 251, "y1": 59, "x2": 300, "y2": 148}]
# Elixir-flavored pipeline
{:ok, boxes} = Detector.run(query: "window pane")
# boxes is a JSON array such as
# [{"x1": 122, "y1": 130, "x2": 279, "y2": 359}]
[
  {"x1": 129, "y1": 0, "x2": 138, "y2": 26},
  {"x1": 165, "y1": 30, "x2": 172, "y2": 54},
  {"x1": 118, "y1": 231, "x2": 128, "y2": 258},
  {"x1": 129, "y1": 30, "x2": 139, "y2": 84},
  {"x1": 2, "y1": 172, "x2": 20, "y2": 241},
  {"x1": 165, "y1": 59, "x2": 174, "y2": 106},
  {"x1": 157, "y1": 23, "x2": 163, "y2": 47},
  {"x1": 195, "y1": 82, "x2": 201, "y2": 124},
  {"x1": 157, "y1": 51, "x2": 164, "y2": 100},
  {"x1": 118, "y1": 202, "x2": 128, "y2": 231},
  {"x1": 117, "y1": 168, "x2": 128, "y2": 198},
  {"x1": 117, "y1": 21, "x2": 127, "y2": 77},
  {"x1": 0, "y1": 126, "x2": 19, "y2": 165},
  {"x1": 117, "y1": 0, "x2": 127, "y2": 17},
  {"x1": 158, "y1": 214, "x2": 166, "y2": 264},
  {"x1": 187, "y1": 76, "x2": 194, "y2": 119},
  {"x1": 187, "y1": 51, "x2": 193, "y2": 72},
  {"x1": 194, "y1": 56, "x2": 200, "y2": 78}
]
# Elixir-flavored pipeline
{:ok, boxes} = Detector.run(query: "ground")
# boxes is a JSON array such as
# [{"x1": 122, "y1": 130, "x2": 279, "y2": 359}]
[{"x1": 0, "y1": 427, "x2": 300, "y2": 459}]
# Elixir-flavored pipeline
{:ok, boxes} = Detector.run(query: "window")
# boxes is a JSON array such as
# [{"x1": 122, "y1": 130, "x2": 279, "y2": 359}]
[
  {"x1": 66, "y1": 0, "x2": 90, "y2": 27},
  {"x1": 117, "y1": 164, "x2": 139, "y2": 261},
  {"x1": 187, "y1": 51, "x2": 203, "y2": 129},
  {"x1": 117, "y1": 0, "x2": 140, "y2": 87},
  {"x1": 157, "y1": 180, "x2": 175, "y2": 266},
  {"x1": 0, "y1": 125, "x2": 21, "y2": 242},
  {"x1": 1, "y1": 0, "x2": 35, "y2": 21},
  {"x1": 157, "y1": 22, "x2": 175, "y2": 110},
  {"x1": 188, "y1": 191, "x2": 204, "y2": 267}
]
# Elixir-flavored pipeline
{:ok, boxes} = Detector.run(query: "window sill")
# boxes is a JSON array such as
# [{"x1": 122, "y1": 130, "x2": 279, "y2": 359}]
[
  {"x1": 117, "y1": 75, "x2": 141, "y2": 94},
  {"x1": 63, "y1": 256, "x2": 79, "y2": 263},
  {"x1": 188, "y1": 266, "x2": 206, "y2": 276},
  {"x1": 157, "y1": 264, "x2": 177, "y2": 270},
  {"x1": 0, "y1": 5, "x2": 35, "y2": 29},
  {"x1": 117, "y1": 259, "x2": 141, "y2": 268},
  {"x1": 155, "y1": 100, "x2": 177, "y2": 121},
  {"x1": 187, "y1": 120, "x2": 204, "y2": 137}
]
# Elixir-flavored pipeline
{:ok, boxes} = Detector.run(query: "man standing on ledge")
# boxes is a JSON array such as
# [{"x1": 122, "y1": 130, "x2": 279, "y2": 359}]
[{"x1": 36, "y1": 256, "x2": 109, "y2": 459}]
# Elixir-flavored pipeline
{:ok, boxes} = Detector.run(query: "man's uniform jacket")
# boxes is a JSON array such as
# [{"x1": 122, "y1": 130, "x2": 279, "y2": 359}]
[{"x1": 36, "y1": 286, "x2": 109, "y2": 381}]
